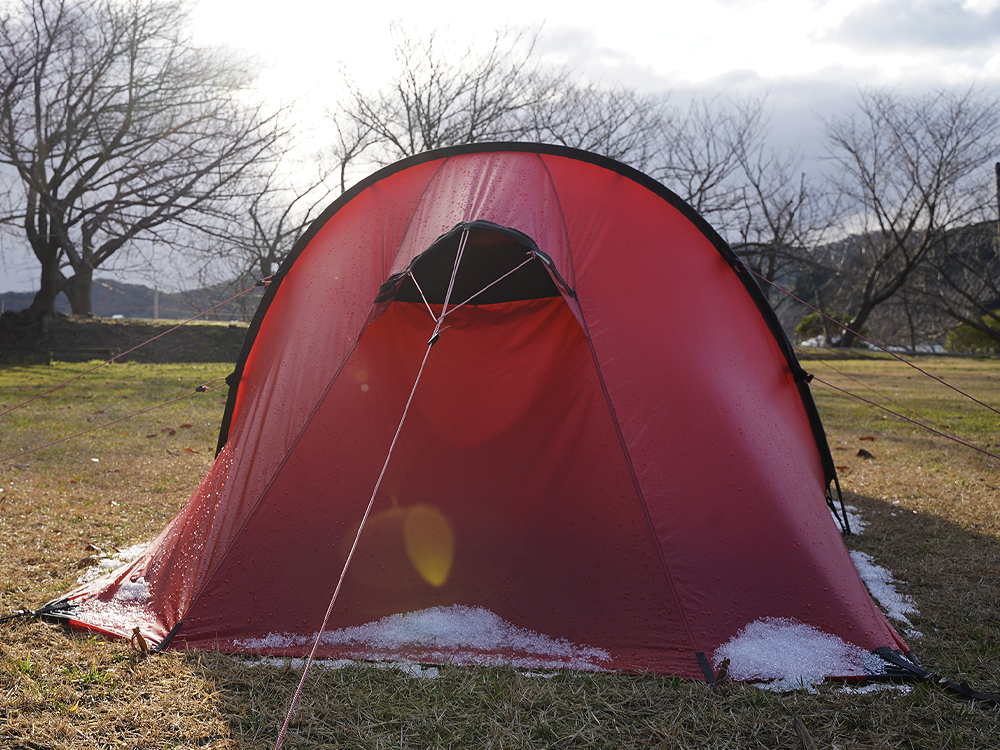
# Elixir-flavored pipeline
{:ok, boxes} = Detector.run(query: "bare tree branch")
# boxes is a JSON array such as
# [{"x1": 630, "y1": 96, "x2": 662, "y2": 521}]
[
  {"x1": 819, "y1": 87, "x2": 1000, "y2": 346},
  {"x1": 337, "y1": 23, "x2": 564, "y2": 166},
  {"x1": 0, "y1": 0, "x2": 284, "y2": 320}
]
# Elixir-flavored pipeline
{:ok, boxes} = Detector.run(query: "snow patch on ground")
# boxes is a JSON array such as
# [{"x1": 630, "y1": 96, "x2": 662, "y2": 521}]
[
  {"x1": 236, "y1": 605, "x2": 612, "y2": 671},
  {"x1": 839, "y1": 682, "x2": 912, "y2": 695},
  {"x1": 830, "y1": 504, "x2": 868, "y2": 534},
  {"x1": 831, "y1": 504, "x2": 921, "y2": 637},
  {"x1": 799, "y1": 335, "x2": 829, "y2": 347},
  {"x1": 849, "y1": 550, "x2": 921, "y2": 637},
  {"x1": 240, "y1": 657, "x2": 441, "y2": 678},
  {"x1": 713, "y1": 617, "x2": 886, "y2": 693}
]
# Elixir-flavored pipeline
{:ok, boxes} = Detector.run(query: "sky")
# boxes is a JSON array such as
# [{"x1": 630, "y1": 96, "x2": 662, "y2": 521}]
[
  {"x1": 4, "y1": 0, "x2": 1000, "y2": 293},
  {"x1": 187, "y1": 0, "x2": 1000, "y2": 138},
  {"x1": 189, "y1": 0, "x2": 1000, "y2": 87}
]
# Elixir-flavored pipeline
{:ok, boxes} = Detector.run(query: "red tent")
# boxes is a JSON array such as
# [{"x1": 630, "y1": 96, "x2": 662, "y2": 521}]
[{"x1": 61, "y1": 144, "x2": 908, "y2": 678}]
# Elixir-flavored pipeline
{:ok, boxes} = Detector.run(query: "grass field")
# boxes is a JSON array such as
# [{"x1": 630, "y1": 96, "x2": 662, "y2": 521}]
[{"x1": 1, "y1": 354, "x2": 998, "y2": 749}]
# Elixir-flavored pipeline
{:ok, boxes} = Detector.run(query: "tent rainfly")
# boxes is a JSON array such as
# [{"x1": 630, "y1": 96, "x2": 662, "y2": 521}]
[{"x1": 58, "y1": 143, "x2": 910, "y2": 679}]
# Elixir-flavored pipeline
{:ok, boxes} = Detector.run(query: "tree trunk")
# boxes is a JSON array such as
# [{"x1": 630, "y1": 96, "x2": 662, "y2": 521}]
[
  {"x1": 63, "y1": 266, "x2": 95, "y2": 316},
  {"x1": 836, "y1": 305, "x2": 872, "y2": 348},
  {"x1": 24, "y1": 252, "x2": 64, "y2": 320}
]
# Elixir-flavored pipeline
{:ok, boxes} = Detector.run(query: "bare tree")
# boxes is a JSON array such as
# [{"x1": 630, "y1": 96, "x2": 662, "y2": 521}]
[
  {"x1": 909, "y1": 219, "x2": 1000, "y2": 347},
  {"x1": 335, "y1": 25, "x2": 773, "y2": 231},
  {"x1": 337, "y1": 23, "x2": 563, "y2": 167},
  {"x1": 328, "y1": 115, "x2": 374, "y2": 194},
  {"x1": 650, "y1": 96, "x2": 769, "y2": 233},
  {"x1": 523, "y1": 82, "x2": 671, "y2": 169},
  {"x1": 820, "y1": 87, "x2": 1000, "y2": 347},
  {"x1": 727, "y1": 135, "x2": 844, "y2": 314},
  {"x1": 0, "y1": 0, "x2": 283, "y2": 322},
  {"x1": 186, "y1": 146, "x2": 338, "y2": 319},
  {"x1": 240, "y1": 161, "x2": 337, "y2": 281}
]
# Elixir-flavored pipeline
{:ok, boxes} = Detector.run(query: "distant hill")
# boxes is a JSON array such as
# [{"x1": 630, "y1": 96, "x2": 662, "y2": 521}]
[{"x1": 0, "y1": 277, "x2": 264, "y2": 321}]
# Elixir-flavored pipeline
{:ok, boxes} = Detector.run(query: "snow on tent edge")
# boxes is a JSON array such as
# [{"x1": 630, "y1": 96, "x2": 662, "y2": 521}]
[
  {"x1": 77, "y1": 543, "x2": 149, "y2": 585},
  {"x1": 70, "y1": 544, "x2": 156, "y2": 635},
  {"x1": 849, "y1": 551, "x2": 921, "y2": 637},
  {"x1": 712, "y1": 617, "x2": 890, "y2": 692},
  {"x1": 705, "y1": 506, "x2": 921, "y2": 693},
  {"x1": 74, "y1": 506, "x2": 919, "y2": 688}
]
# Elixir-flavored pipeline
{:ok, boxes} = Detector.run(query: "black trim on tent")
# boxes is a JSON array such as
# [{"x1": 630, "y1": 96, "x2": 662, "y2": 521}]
[
  {"x1": 215, "y1": 142, "x2": 838, "y2": 492},
  {"x1": 873, "y1": 647, "x2": 1000, "y2": 706},
  {"x1": 695, "y1": 652, "x2": 717, "y2": 684},
  {"x1": 151, "y1": 621, "x2": 184, "y2": 653},
  {"x1": 726, "y1": 261, "x2": 839, "y2": 490},
  {"x1": 0, "y1": 597, "x2": 76, "y2": 625}
]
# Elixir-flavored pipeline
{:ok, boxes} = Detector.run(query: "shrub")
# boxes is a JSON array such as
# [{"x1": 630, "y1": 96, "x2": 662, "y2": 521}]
[
  {"x1": 795, "y1": 311, "x2": 860, "y2": 346},
  {"x1": 945, "y1": 317, "x2": 1000, "y2": 354}
]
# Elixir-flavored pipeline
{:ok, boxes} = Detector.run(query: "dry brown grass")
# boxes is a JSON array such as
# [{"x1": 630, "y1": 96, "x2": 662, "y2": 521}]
[{"x1": 2, "y1": 355, "x2": 999, "y2": 749}]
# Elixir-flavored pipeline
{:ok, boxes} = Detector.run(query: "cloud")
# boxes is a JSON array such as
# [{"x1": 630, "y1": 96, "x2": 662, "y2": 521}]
[
  {"x1": 536, "y1": 26, "x2": 683, "y2": 91},
  {"x1": 831, "y1": 0, "x2": 1000, "y2": 50}
]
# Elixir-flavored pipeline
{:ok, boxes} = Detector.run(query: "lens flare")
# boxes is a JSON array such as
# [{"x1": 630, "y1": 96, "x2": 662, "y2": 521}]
[{"x1": 402, "y1": 504, "x2": 455, "y2": 587}]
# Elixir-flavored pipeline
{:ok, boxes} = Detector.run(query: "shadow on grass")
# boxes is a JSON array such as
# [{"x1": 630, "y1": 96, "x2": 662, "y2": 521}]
[
  {"x1": 842, "y1": 492, "x2": 1000, "y2": 691},
  {"x1": 3, "y1": 487, "x2": 998, "y2": 749},
  {"x1": 177, "y1": 493, "x2": 1000, "y2": 750}
]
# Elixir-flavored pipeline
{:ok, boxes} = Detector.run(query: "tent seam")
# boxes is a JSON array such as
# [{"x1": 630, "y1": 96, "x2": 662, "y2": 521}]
[
  {"x1": 574, "y1": 306, "x2": 707, "y2": 668},
  {"x1": 182, "y1": 332, "x2": 369, "y2": 630},
  {"x1": 535, "y1": 154, "x2": 577, "y2": 289},
  {"x1": 535, "y1": 150, "x2": 704, "y2": 665},
  {"x1": 191, "y1": 161, "x2": 452, "y2": 633},
  {"x1": 534, "y1": 149, "x2": 706, "y2": 668}
]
